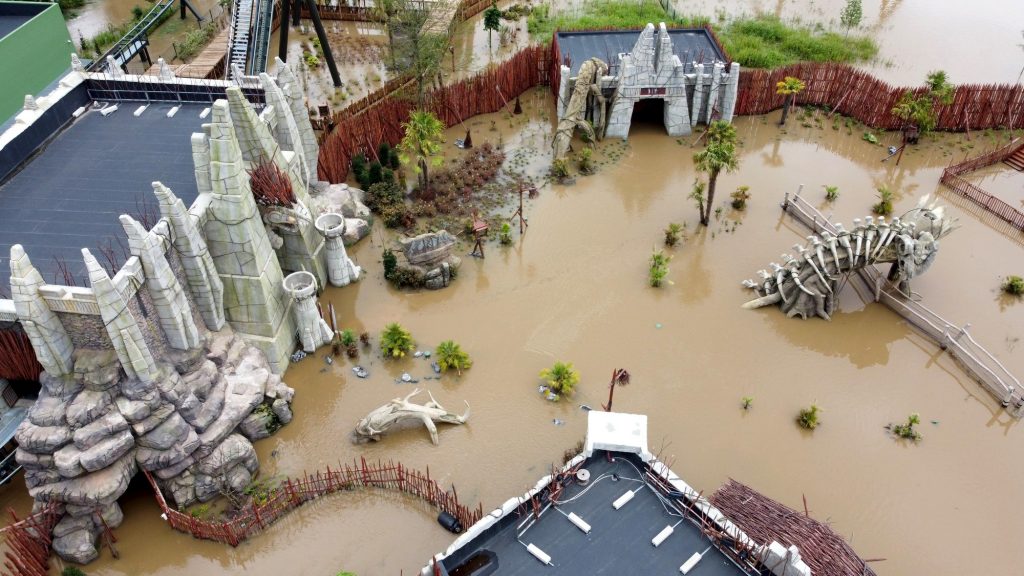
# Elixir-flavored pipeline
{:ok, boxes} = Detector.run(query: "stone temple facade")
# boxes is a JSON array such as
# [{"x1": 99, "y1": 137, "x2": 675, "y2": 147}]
[
  {"x1": 556, "y1": 23, "x2": 740, "y2": 139},
  {"x1": 0, "y1": 57, "x2": 370, "y2": 563}
]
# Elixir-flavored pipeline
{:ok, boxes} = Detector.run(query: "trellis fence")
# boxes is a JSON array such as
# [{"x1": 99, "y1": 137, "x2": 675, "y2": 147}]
[
  {"x1": 735, "y1": 63, "x2": 1024, "y2": 131},
  {"x1": 318, "y1": 43, "x2": 549, "y2": 182},
  {"x1": 1, "y1": 506, "x2": 62, "y2": 576},
  {"x1": 146, "y1": 457, "x2": 484, "y2": 546}
]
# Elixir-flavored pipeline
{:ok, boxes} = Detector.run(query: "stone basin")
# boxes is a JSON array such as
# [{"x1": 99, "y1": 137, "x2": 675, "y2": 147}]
[{"x1": 282, "y1": 270, "x2": 317, "y2": 299}]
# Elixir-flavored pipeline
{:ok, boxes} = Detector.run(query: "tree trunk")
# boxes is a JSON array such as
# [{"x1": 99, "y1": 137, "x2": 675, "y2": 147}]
[
  {"x1": 419, "y1": 158, "x2": 429, "y2": 192},
  {"x1": 780, "y1": 95, "x2": 792, "y2": 126},
  {"x1": 703, "y1": 170, "x2": 720, "y2": 225},
  {"x1": 387, "y1": 25, "x2": 395, "y2": 67}
]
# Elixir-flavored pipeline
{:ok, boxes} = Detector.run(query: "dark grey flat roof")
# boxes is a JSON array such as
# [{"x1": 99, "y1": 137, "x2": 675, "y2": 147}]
[
  {"x1": 0, "y1": 2, "x2": 46, "y2": 39},
  {"x1": 441, "y1": 453, "x2": 749, "y2": 576},
  {"x1": 0, "y1": 103, "x2": 208, "y2": 285},
  {"x1": 556, "y1": 28, "x2": 725, "y2": 76}
]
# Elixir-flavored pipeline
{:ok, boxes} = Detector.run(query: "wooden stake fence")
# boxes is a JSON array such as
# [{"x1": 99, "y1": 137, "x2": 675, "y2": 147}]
[
  {"x1": 939, "y1": 138, "x2": 1024, "y2": 232},
  {"x1": 318, "y1": 43, "x2": 549, "y2": 182},
  {"x1": 144, "y1": 458, "x2": 484, "y2": 547},
  {"x1": 0, "y1": 505, "x2": 61, "y2": 576},
  {"x1": 735, "y1": 62, "x2": 1024, "y2": 131}
]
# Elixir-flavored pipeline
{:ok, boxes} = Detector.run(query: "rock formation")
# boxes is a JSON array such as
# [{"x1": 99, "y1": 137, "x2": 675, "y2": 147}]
[{"x1": 396, "y1": 231, "x2": 461, "y2": 290}]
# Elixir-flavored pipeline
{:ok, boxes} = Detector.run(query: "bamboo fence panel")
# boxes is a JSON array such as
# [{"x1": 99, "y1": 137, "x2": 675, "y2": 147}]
[
  {"x1": 0, "y1": 505, "x2": 61, "y2": 576},
  {"x1": 143, "y1": 458, "x2": 484, "y2": 547}
]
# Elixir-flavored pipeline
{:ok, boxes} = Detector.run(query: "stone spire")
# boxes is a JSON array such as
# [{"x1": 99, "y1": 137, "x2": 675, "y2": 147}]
[
  {"x1": 275, "y1": 57, "x2": 320, "y2": 179},
  {"x1": 315, "y1": 213, "x2": 361, "y2": 287},
  {"x1": 120, "y1": 215, "x2": 202, "y2": 351},
  {"x1": 82, "y1": 249, "x2": 159, "y2": 384},
  {"x1": 195, "y1": 100, "x2": 294, "y2": 373},
  {"x1": 8, "y1": 245, "x2": 74, "y2": 375},
  {"x1": 152, "y1": 182, "x2": 225, "y2": 331},
  {"x1": 70, "y1": 52, "x2": 84, "y2": 72},
  {"x1": 259, "y1": 71, "x2": 308, "y2": 185},
  {"x1": 157, "y1": 58, "x2": 176, "y2": 82},
  {"x1": 282, "y1": 271, "x2": 332, "y2": 353}
]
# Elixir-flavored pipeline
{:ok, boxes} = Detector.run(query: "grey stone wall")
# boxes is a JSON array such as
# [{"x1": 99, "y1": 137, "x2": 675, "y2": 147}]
[{"x1": 57, "y1": 313, "x2": 111, "y2": 350}]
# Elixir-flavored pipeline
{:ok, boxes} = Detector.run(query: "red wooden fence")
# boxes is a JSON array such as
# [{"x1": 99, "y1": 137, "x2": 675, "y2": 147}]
[
  {"x1": 939, "y1": 138, "x2": 1024, "y2": 232},
  {"x1": 145, "y1": 457, "x2": 484, "y2": 547},
  {"x1": 735, "y1": 63, "x2": 1024, "y2": 131},
  {"x1": 1, "y1": 506, "x2": 61, "y2": 576}
]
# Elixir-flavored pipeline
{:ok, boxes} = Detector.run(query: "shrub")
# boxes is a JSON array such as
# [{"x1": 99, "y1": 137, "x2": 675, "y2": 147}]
[
  {"x1": 360, "y1": 332, "x2": 370, "y2": 346},
  {"x1": 499, "y1": 221, "x2": 513, "y2": 245},
  {"x1": 436, "y1": 340, "x2": 472, "y2": 374},
  {"x1": 366, "y1": 181, "x2": 404, "y2": 212},
  {"x1": 741, "y1": 396, "x2": 754, "y2": 410},
  {"x1": 730, "y1": 186, "x2": 751, "y2": 210},
  {"x1": 340, "y1": 329, "x2": 356, "y2": 346},
  {"x1": 872, "y1": 186, "x2": 894, "y2": 215},
  {"x1": 368, "y1": 161, "x2": 383, "y2": 186},
  {"x1": 551, "y1": 158, "x2": 570, "y2": 180},
  {"x1": 664, "y1": 223, "x2": 684, "y2": 247},
  {"x1": 62, "y1": 568, "x2": 87, "y2": 576},
  {"x1": 389, "y1": 266, "x2": 424, "y2": 288},
  {"x1": 824, "y1": 185, "x2": 839, "y2": 201},
  {"x1": 888, "y1": 413, "x2": 921, "y2": 441},
  {"x1": 797, "y1": 403, "x2": 822, "y2": 430},
  {"x1": 539, "y1": 361, "x2": 579, "y2": 399},
  {"x1": 382, "y1": 248, "x2": 397, "y2": 279},
  {"x1": 577, "y1": 147, "x2": 594, "y2": 174},
  {"x1": 1002, "y1": 275, "x2": 1024, "y2": 296},
  {"x1": 380, "y1": 323, "x2": 415, "y2": 358},
  {"x1": 649, "y1": 249, "x2": 671, "y2": 287}
]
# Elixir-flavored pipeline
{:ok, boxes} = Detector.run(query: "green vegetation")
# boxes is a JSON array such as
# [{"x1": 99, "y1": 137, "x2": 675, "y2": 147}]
[
  {"x1": 824, "y1": 185, "x2": 840, "y2": 202},
  {"x1": 484, "y1": 2, "x2": 503, "y2": 46},
  {"x1": 551, "y1": 158, "x2": 570, "y2": 181},
  {"x1": 776, "y1": 76, "x2": 806, "y2": 126},
  {"x1": 436, "y1": 340, "x2": 472, "y2": 374},
  {"x1": 839, "y1": 0, "x2": 862, "y2": 35},
  {"x1": 175, "y1": 22, "x2": 220, "y2": 61},
  {"x1": 303, "y1": 51, "x2": 321, "y2": 68},
  {"x1": 539, "y1": 361, "x2": 580, "y2": 399},
  {"x1": 872, "y1": 186, "x2": 894, "y2": 215},
  {"x1": 892, "y1": 70, "x2": 955, "y2": 134},
  {"x1": 380, "y1": 323, "x2": 415, "y2": 358},
  {"x1": 577, "y1": 147, "x2": 595, "y2": 174},
  {"x1": 693, "y1": 121, "x2": 740, "y2": 226},
  {"x1": 382, "y1": 248, "x2": 397, "y2": 279},
  {"x1": 648, "y1": 249, "x2": 671, "y2": 287},
  {"x1": 741, "y1": 396, "x2": 754, "y2": 410},
  {"x1": 499, "y1": 221, "x2": 513, "y2": 245},
  {"x1": 664, "y1": 222, "x2": 684, "y2": 247},
  {"x1": 797, "y1": 403, "x2": 822, "y2": 430},
  {"x1": 888, "y1": 413, "x2": 922, "y2": 441},
  {"x1": 730, "y1": 186, "x2": 751, "y2": 210},
  {"x1": 398, "y1": 110, "x2": 446, "y2": 191},
  {"x1": 62, "y1": 568, "x2": 87, "y2": 576},
  {"x1": 527, "y1": 1, "x2": 877, "y2": 69},
  {"x1": 1003, "y1": 275, "x2": 1024, "y2": 296}
]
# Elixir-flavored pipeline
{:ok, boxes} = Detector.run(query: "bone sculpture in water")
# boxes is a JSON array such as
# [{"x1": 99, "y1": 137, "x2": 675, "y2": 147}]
[
  {"x1": 354, "y1": 388, "x2": 470, "y2": 445},
  {"x1": 742, "y1": 196, "x2": 956, "y2": 320}
]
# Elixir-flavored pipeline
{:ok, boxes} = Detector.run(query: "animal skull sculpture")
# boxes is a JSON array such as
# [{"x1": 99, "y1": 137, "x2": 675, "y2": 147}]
[
  {"x1": 354, "y1": 388, "x2": 470, "y2": 445},
  {"x1": 742, "y1": 195, "x2": 956, "y2": 320}
]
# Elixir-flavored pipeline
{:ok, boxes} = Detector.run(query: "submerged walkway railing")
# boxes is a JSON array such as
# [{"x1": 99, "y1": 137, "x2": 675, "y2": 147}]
[{"x1": 781, "y1": 189, "x2": 1024, "y2": 417}]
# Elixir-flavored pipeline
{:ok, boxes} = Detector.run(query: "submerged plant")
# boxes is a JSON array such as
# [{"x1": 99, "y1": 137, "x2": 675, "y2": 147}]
[
  {"x1": 823, "y1": 184, "x2": 840, "y2": 201},
  {"x1": 797, "y1": 403, "x2": 822, "y2": 430},
  {"x1": 577, "y1": 147, "x2": 595, "y2": 174},
  {"x1": 499, "y1": 221, "x2": 513, "y2": 245},
  {"x1": 382, "y1": 248, "x2": 397, "y2": 279},
  {"x1": 436, "y1": 340, "x2": 472, "y2": 374},
  {"x1": 551, "y1": 158, "x2": 570, "y2": 181},
  {"x1": 649, "y1": 249, "x2": 672, "y2": 287},
  {"x1": 872, "y1": 186, "x2": 894, "y2": 215},
  {"x1": 741, "y1": 396, "x2": 754, "y2": 410},
  {"x1": 664, "y1": 223, "x2": 684, "y2": 247},
  {"x1": 539, "y1": 361, "x2": 579, "y2": 399},
  {"x1": 340, "y1": 329, "x2": 357, "y2": 347},
  {"x1": 730, "y1": 186, "x2": 751, "y2": 210},
  {"x1": 1002, "y1": 275, "x2": 1024, "y2": 296},
  {"x1": 888, "y1": 413, "x2": 922, "y2": 441},
  {"x1": 380, "y1": 323, "x2": 415, "y2": 358}
]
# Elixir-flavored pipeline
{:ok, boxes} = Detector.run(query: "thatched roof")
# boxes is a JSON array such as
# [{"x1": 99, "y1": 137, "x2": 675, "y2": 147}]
[{"x1": 709, "y1": 479, "x2": 879, "y2": 576}]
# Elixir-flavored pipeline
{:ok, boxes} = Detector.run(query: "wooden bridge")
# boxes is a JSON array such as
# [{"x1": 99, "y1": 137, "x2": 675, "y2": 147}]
[{"x1": 781, "y1": 189, "x2": 1024, "y2": 417}]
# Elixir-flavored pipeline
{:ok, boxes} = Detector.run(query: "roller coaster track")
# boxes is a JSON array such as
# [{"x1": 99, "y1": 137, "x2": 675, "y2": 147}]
[{"x1": 227, "y1": 0, "x2": 274, "y2": 80}]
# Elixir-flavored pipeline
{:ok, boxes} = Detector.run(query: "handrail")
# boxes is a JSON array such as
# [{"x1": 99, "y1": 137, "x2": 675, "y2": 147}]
[
  {"x1": 780, "y1": 189, "x2": 1024, "y2": 417},
  {"x1": 87, "y1": 0, "x2": 177, "y2": 72}
]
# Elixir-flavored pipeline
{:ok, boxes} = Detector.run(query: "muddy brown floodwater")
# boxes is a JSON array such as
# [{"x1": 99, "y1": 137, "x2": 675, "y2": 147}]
[{"x1": 36, "y1": 89, "x2": 1015, "y2": 576}]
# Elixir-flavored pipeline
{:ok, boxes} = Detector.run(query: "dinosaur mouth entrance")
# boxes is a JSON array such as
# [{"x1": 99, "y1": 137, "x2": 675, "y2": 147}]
[{"x1": 629, "y1": 98, "x2": 666, "y2": 129}]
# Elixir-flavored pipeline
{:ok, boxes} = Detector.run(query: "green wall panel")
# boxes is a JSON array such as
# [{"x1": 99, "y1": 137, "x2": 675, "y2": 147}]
[{"x1": 0, "y1": 2, "x2": 74, "y2": 124}]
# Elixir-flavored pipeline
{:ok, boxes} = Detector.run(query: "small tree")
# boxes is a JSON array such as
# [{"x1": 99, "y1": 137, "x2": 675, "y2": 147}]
[
  {"x1": 436, "y1": 340, "x2": 472, "y2": 374},
  {"x1": 499, "y1": 221, "x2": 513, "y2": 245},
  {"x1": 741, "y1": 396, "x2": 754, "y2": 410},
  {"x1": 797, "y1": 403, "x2": 822, "y2": 430},
  {"x1": 730, "y1": 186, "x2": 751, "y2": 210},
  {"x1": 892, "y1": 70, "x2": 955, "y2": 135},
  {"x1": 539, "y1": 361, "x2": 579, "y2": 399},
  {"x1": 382, "y1": 248, "x2": 397, "y2": 279},
  {"x1": 380, "y1": 323, "x2": 415, "y2": 358},
  {"x1": 398, "y1": 110, "x2": 446, "y2": 192},
  {"x1": 776, "y1": 76, "x2": 806, "y2": 126},
  {"x1": 483, "y1": 2, "x2": 502, "y2": 47},
  {"x1": 839, "y1": 0, "x2": 862, "y2": 36},
  {"x1": 649, "y1": 249, "x2": 671, "y2": 287},
  {"x1": 692, "y1": 121, "x2": 740, "y2": 226}
]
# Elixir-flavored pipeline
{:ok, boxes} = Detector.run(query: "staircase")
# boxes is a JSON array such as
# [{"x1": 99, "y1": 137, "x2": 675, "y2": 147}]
[
  {"x1": 227, "y1": 0, "x2": 254, "y2": 80},
  {"x1": 1004, "y1": 145, "x2": 1024, "y2": 171}
]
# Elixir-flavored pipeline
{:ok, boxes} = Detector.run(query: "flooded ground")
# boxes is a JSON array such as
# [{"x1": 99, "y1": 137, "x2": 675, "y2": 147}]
[
  {"x1": 65, "y1": 0, "x2": 222, "y2": 56},
  {"x1": 50, "y1": 90, "x2": 1022, "y2": 576}
]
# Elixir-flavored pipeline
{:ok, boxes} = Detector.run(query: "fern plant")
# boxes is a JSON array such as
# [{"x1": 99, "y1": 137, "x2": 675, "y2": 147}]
[
  {"x1": 539, "y1": 361, "x2": 579, "y2": 399},
  {"x1": 436, "y1": 340, "x2": 472, "y2": 374},
  {"x1": 380, "y1": 323, "x2": 415, "y2": 358}
]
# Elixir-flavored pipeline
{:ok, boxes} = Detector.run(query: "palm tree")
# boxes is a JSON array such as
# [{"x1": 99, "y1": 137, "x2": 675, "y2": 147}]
[
  {"x1": 692, "y1": 120, "x2": 740, "y2": 226},
  {"x1": 776, "y1": 76, "x2": 806, "y2": 126},
  {"x1": 397, "y1": 110, "x2": 445, "y2": 192},
  {"x1": 602, "y1": 368, "x2": 630, "y2": 411}
]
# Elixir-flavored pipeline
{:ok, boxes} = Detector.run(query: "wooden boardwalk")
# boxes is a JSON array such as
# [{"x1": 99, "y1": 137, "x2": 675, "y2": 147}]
[{"x1": 144, "y1": 27, "x2": 230, "y2": 79}]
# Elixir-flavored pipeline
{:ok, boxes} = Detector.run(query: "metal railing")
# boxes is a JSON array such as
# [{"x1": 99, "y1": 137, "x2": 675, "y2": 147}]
[
  {"x1": 87, "y1": 0, "x2": 177, "y2": 72},
  {"x1": 781, "y1": 188, "x2": 1024, "y2": 417}
]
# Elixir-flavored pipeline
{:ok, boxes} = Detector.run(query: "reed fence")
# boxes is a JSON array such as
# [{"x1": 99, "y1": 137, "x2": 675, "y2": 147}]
[
  {"x1": 735, "y1": 62, "x2": 1024, "y2": 131},
  {"x1": 0, "y1": 331, "x2": 41, "y2": 384},
  {"x1": 145, "y1": 457, "x2": 484, "y2": 546},
  {"x1": 938, "y1": 138, "x2": 1024, "y2": 232},
  {"x1": 318, "y1": 43, "x2": 548, "y2": 182},
  {"x1": 1, "y1": 506, "x2": 62, "y2": 576}
]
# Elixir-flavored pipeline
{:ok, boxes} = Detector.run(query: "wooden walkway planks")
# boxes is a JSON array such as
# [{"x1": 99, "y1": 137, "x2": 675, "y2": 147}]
[{"x1": 144, "y1": 27, "x2": 231, "y2": 79}]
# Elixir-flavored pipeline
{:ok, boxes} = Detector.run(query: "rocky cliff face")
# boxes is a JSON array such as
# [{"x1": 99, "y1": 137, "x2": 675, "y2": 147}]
[{"x1": 14, "y1": 329, "x2": 294, "y2": 564}]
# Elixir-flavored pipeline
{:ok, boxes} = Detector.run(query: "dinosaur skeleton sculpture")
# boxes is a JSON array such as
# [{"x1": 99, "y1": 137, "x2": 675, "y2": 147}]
[
  {"x1": 553, "y1": 58, "x2": 609, "y2": 160},
  {"x1": 742, "y1": 196, "x2": 956, "y2": 320},
  {"x1": 354, "y1": 389, "x2": 470, "y2": 445}
]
